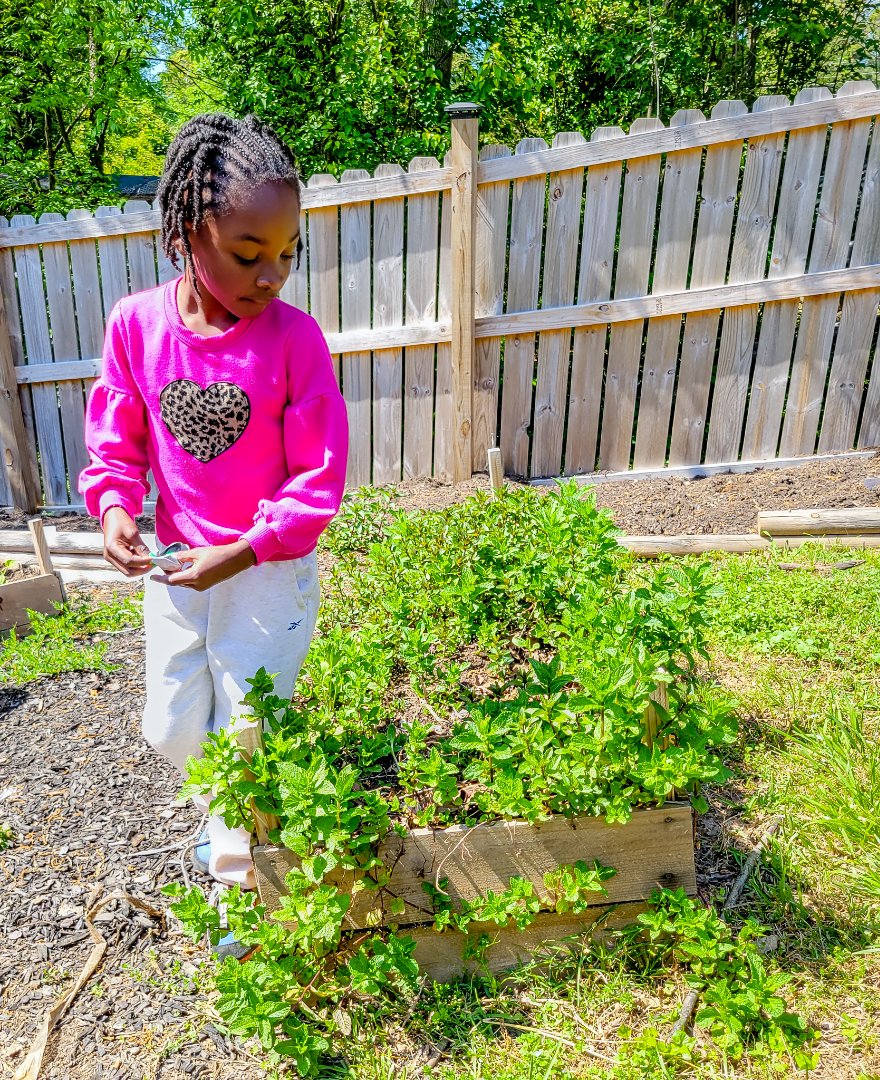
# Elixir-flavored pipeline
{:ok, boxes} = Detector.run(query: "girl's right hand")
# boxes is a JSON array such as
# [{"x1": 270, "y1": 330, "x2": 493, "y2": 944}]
[{"x1": 102, "y1": 507, "x2": 153, "y2": 577}]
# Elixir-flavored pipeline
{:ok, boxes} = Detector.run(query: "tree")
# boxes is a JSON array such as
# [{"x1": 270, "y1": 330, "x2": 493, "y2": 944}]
[{"x1": 0, "y1": 0, "x2": 181, "y2": 215}]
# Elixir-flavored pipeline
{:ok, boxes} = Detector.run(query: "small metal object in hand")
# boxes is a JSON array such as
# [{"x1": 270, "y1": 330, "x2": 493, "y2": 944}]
[{"x1": 149, "y1": 542, "x2": 187, "y2": 571}]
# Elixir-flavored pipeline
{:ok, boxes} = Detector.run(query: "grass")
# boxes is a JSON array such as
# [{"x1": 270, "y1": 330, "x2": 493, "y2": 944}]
[
  {"x1": 5, "y1": 503, "x2": 880, "y2": 1078},
  {"x1": 0, "y1": 590, "x2": 141, "y2": 684}
]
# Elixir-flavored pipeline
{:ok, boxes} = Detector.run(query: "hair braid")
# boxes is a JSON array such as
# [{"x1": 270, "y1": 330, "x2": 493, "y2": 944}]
[{"x1": 157, "y1": 113, "x2": 301, "y2": 275}]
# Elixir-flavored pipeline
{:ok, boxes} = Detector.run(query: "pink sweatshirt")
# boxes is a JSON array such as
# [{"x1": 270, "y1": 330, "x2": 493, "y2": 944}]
[{"x1": 79, "y1": 278, "x2": 349, "y2": 563}]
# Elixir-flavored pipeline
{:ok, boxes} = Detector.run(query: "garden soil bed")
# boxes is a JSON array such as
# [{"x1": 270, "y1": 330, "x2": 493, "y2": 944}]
[{"x1": 1, "y1": 451, "x2": 879, "y2": 540}]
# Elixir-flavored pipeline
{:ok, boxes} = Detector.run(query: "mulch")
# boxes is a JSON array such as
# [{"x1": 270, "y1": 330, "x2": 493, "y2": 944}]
[
  {"x1": 2, "y1": 454, "x2": 879, "y2": 1077},
  {"x1": 0, "y1": 604, "x2": 261, "y2": 1079}
]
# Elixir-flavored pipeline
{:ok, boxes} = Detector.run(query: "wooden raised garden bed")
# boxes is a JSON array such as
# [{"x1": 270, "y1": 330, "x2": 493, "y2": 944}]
[
  {"x1": 253, "y1": 802, "x2": 695, "y2": 982},
  {"x1": 0, "y1": 520, "x2": 65, "y2": 635}
]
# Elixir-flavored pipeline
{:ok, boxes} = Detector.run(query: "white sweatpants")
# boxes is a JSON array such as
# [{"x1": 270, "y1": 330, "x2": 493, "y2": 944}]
[{"x1": 142, "y1": 552, "x2": 319, "y2": 888}]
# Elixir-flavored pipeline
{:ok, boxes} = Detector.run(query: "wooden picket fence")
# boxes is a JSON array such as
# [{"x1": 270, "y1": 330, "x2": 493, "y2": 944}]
[{"x1": 2, "y1": 84, "x2": 880, "y2": 511}]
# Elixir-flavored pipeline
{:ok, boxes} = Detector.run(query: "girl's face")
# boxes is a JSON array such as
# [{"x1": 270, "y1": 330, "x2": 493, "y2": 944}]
[{"x1": 182, "y1": 179, "x2": 301, "y2": 320}]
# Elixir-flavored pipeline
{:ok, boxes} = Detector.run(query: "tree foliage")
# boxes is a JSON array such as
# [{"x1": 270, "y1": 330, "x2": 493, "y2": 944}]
[
  {"x1": 0, "y1": 0, "x2": 193, "y2": 215},
  {"x1": 1, "y1": 0, "x2": 879, "y2": 212}
]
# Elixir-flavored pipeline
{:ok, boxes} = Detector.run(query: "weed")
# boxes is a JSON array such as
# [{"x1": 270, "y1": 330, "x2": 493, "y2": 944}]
[{"x1": 0, "y1": 593, "x2": 141, "y2": 684}]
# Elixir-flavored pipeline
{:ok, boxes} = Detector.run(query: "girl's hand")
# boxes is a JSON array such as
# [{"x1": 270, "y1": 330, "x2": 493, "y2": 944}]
[
  {"x1": 159, "y1": 540, "x2": 257, "y2": 592},
  {"x1": 103, "y1": 507, "x2": 153, "y2": 576}
]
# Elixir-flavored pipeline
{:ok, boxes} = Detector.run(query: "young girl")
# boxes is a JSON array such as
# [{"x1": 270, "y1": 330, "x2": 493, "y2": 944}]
[{"x1": 79, "y1": 113, "x2": 349, "y2": 894}]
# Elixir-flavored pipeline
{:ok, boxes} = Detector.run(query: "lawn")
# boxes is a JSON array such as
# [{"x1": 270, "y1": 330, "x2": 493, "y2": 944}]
[{"x1": 2, "y1": 485, "x2": 878, "y2": 1079}]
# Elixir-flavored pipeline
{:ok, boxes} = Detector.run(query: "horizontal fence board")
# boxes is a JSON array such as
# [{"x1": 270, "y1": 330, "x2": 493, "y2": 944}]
[
  {"x1": 531, "y1": 449, "x2": 874, "y2": 485},
  {"x1": 0, "y1": 170, "x2": 455, "y2": 248},
  {"x1": 14, "y1": 263, "x2": 880, "y2": 386},
  {"x1": 479, "y1": 88, "x2": 880, "y2": 185},
  {"x1": 2, "y1": 89, "x2": 874, "y2": 253}
]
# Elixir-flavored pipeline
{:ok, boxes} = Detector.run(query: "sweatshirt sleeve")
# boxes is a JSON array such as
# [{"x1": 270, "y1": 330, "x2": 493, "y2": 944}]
[
  {"x1": 78, "y1": 304, "x2": 151, "y2": 523},
  {"x1": 241, "y1": 324, "x2": 349, "y2": 563}
]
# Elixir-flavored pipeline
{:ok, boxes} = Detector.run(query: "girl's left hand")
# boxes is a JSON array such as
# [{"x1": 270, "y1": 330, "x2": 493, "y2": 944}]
[{"x1": 157, "y1": 540, "x2": 257, "y2": 591}]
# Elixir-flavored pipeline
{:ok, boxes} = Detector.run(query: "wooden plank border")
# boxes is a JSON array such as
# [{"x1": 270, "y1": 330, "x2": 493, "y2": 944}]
[
  {"x1": 253, "y1": 804, "x2": 694, "y2": 932},
  {"x1": 530, "y1": 449, "x2": 875, "y2": 485},
  {"x1": 479, "y1": 89, "x2": 880, "y2": 185}
]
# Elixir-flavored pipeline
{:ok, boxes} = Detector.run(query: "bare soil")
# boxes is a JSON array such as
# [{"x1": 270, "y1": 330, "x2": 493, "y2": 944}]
[{"x1": 3, "y1": 451, "x2": 878, "y2": 539}]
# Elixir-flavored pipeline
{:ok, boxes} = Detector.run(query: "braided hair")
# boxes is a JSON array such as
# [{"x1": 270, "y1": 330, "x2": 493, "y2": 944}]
[{"x1": 157, "y1": 113, "x2": 302, "y2": 279}]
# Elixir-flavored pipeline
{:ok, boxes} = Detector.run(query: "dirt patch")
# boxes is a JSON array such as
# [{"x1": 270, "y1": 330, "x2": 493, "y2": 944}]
[
  {"x1": 3, "y1": 453, "x2": 879, "y2": 540},
  {"x1": 0, "y1": 561, "x2": 42, "y2": 584}
]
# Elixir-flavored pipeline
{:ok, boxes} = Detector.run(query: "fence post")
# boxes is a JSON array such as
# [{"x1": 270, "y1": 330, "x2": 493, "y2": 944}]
[
  {"x1": 445, "y1": 102, "x2": 481, "y2": 483},
  {"x1": 0, "y1": 283, "x2": 40, "y2": 512}
]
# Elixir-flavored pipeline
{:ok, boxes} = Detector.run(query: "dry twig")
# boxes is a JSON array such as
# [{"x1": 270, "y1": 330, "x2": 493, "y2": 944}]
[{"x1": 14, "y1": 890, "x2": 162, "y2": 1080}]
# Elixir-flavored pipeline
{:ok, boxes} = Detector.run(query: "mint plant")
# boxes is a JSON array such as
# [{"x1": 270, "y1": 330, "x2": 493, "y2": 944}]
[{"x1": 167, "y1": 484, "x2": 745, "y2": 1073}]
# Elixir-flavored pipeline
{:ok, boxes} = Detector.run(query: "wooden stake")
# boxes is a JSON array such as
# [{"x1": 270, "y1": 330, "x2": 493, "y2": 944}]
[
  {"x1": 236, "y1": 724, "x2": 279, "y2": 847},
  {"x1": 445, "y1": 103, "x2": 481, "y2": 484},
  {"x1": 487, "y1": 446, "x2": 504, "y2": 495},
  {"x1": 27, "y1": 515, "x2": 66, "y2": 602}
]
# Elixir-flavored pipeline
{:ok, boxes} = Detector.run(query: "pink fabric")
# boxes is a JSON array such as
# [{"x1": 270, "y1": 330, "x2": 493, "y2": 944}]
[{"x1": 79, "y1": 279, "x2": 348, "y2": 563}]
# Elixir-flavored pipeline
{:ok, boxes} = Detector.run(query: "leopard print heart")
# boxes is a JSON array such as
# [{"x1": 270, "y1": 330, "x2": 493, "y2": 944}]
[{"x1": 159, "y1": 380, "x2": 251, "y2": 463}]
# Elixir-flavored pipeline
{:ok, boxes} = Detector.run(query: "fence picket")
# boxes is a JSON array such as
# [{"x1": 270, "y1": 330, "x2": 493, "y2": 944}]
[
  {"x1": 340, "y1": 169, "x2": 372, "y2": 487},
  {"x1": 0, "y1": 218, "x2": 38, "y2": 501},
  {"x1": 307, "y1": 174, "x2": 341, "y2": 383},
  {"x1": 668, "y1": 101, "x2": 749, "y2": 465},
  {"x1": 599, "y1": 117, "x2": 664, "y2": 471},
  {"x1": 741, "y1": 87, "x2": 831, "y2": 459},
  {"x1": 779, "y1": 81, "x2": 876, "y2": 456},
  {"x1": 433, "y1": 156, "x2": 454, "y2": 481},
  {"x1": 279, "y1": 209, "x2": 309, "y2": 311},
  {"x1": 472, "y1": 145, "x2": 512, "y2": 468},
  {"x1": 372, "y1": 164, "x2": 404, "y2": 486},
  {"x1": 531, "y1": 133, "x2": 585, "y2": 477},
  {"x1": 95, "y1": 206, "x2": 130, "y2": 319},
  {"x1": 403, "y1": 158, "x2": 441, "y2": 479},
  {"x1": 10, "y1": 215, "x2": 68, "y2": 504},
  {"x1": 703, "y1": 95, "x2": 789, "y2": 463},
  {"x1": 822, "y1": 107, "x2": 880, "y2": 449},
  {"x1": 499, "y1": 138, "x2": 548, "y2": 477},
  {"x1": 124, "y1": 201, "x2": 158, "y2": 294},
  {"x1": 40, "y1": 215, "x2": 90, "y2": 493},
  {"x1": 632, "y1": 110, "x2": 705, "y2": 468},
  {"x1": 564, "y1": 128, "x2": 625, "y2": 475}
]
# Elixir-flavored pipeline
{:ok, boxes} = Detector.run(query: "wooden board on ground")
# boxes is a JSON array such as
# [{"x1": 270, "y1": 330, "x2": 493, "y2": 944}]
[
  {"x1": 408, "y1": 901, "x2": 647, "y2": 983},
  {"x1": 621, "y1": 532, "x2": 880, "y2": 555},
  {"x1": 0, "y1": 573, "x2": 64, "y2": 635},
  {"x1": 757, "y1": 507, "x2": 880, "y2": 535},
  {"x1": 253, "y1": 804, "x2": 694, "y2": 933}
]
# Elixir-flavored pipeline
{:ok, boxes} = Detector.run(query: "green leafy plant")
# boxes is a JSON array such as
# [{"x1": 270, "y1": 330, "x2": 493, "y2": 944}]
[
  {"x1": 617, "y1": 889, "x2": 817, "y2": 1064},
  {"x1": 168, "y1": 485, "x2": 741, "y2": 1073},
  {"x1": 0, "y1": 594, "x2": 142, "y2": 685}
]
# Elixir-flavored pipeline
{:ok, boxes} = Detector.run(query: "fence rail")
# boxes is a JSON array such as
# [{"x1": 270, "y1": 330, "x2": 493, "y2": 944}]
[{"x1": 2, "y1": 82, "x2": 880, "y2": 509}]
